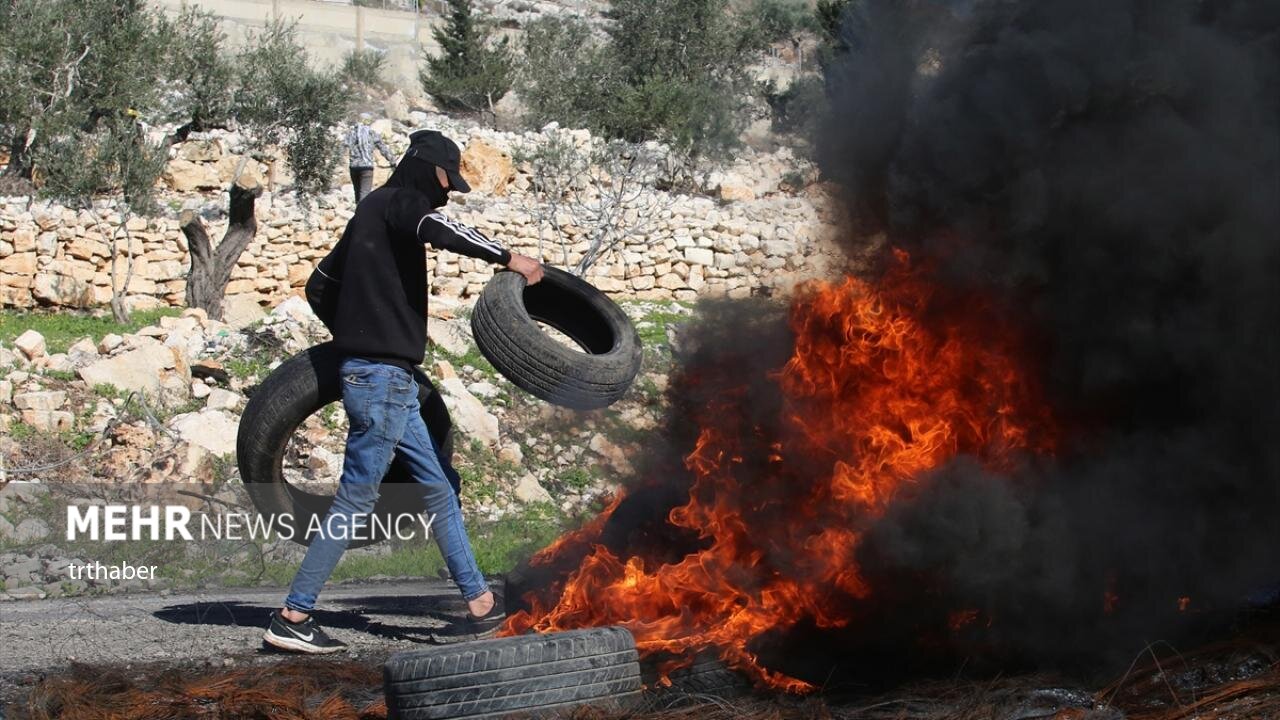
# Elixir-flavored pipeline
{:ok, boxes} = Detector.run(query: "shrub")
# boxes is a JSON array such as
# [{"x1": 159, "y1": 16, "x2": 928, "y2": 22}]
[
  {"x1": 234, "y1": 19, "x2": 347, "y2": 198},
  {"x1": 340, "y1": 48, "x2": 387, "y2": 89},
  {"x1": 765, "y1": 74, "x2": 828, "y2": 142},
  {"x1": 419, "y1": 0, "x2": 513, "y2": 113},
  {"x1": 516, "y1": 0, "x2": 761, "y2": 161}
]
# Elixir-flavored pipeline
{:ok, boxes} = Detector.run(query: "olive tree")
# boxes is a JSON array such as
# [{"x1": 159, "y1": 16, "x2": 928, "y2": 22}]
[{"x1": 0, "y1": 2, "x2": 346, "y2": 320}]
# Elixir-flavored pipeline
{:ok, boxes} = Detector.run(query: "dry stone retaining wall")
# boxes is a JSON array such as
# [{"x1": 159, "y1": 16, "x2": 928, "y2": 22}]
[
  {"x1": 0, "y1": 119, "x2": 843, "y2": 312},
  {"x1": 0, "y1": 193, "x2": 841, "y2": 314}
]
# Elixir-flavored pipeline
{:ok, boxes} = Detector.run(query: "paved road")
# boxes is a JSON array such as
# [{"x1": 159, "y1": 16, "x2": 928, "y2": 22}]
[{"x1": 0, "y1": 579, "x2": 474, "y2": 701}]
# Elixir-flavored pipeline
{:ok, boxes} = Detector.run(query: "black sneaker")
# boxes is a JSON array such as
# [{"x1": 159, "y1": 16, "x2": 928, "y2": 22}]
[
  {"x1": 263, "y1": 610, "x2": 348, "y2": 654},
  {"x1": 431, "y1": 594, "x2": 506, "y2": 644},
  {"x1": 464, "y1": 595, "x2": 507, "y2": 638}
]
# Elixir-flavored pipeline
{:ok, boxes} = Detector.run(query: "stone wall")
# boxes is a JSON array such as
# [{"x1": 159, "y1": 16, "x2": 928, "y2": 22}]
[
  {"x1": 0, "y1": 188, "x2": 841, "y2": 315},
  {"x1": 0, "y1": 118, "x2": 844, "y2": 313}
]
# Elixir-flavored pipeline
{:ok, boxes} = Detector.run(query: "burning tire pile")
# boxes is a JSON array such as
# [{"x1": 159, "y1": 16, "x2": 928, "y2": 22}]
[{"x1": 489, "y1": 0, "x2": 1280, "y2": 711}]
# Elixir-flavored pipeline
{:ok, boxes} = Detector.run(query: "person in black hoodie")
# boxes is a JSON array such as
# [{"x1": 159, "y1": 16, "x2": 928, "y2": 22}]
[{"x1": 265, "y1": 130, "x2": 543, "y2": 654}]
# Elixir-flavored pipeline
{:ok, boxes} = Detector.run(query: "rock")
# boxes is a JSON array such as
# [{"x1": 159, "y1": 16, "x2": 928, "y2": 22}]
[
  {"x1": 67, "y1": 337, "x2": 99, "y2": 361},
  {"x1": 20, "y1": 409, "x2": 74, "y2": 432},
  {"x1": 145, "y1": 442, "x2": 214, "y2": 484},
  {"x1": 762, "y1": 239, "x2": 796, "y2": 257},
  {"x1": 0, "y1": 346, "x2": 20, "y2": 370},
  {"x1": 191, "y1": 381, "x2": 212, "y2": 399},
  {"x1": 383, "y1": 90, "x2": 412, "y2": 123},
  {"x1": 13, "y1": 518, "x2": 52, "y2": 543},
  {"x1": 514, "y1": 473, "x2": 553, "y2": 504},
  {"x1": 683, "y1": 247, "x2": 714, "y2": 266},
  {"x1": 4, "y1": 555, "x2": 42, "y2": 578},
  {"x1": 78, "y1": 345, "x2": 187, "y2": 398},
  {"x1": 270, "y1": 295, "x2": 317, "y2": 325},
  {"x1": 427, "y1": 318, "x2": 472, "y2": 356},
  {"x1": 205, "y1": 388, "x2": 242, "y2": 411},
  {"x1": 13, "y1": 330, "x2": 46, "y2": 360},
  {"x1": 0, "y1": 251, "x2": 36, "y2": 275},
  {"x1": 459, "y1": 140, "x2": 516, "y2": 196},
  {"x1": 215, "y1": 156, "x2": 267, "y2": 186},
  {"x1": 493, "y1": 91, "x2": 528, "y2": 131},
  {"x1": 0, "y1": 516, "x2": 12, "y2": 539},
  {"x1": 169, "y1": 409, "x2": 239, "y2": 456},
  {"x1": 719, "y1": 181, "x2": 756, "y2": 202},
  {"x1": 178, "y1": 139, "x2": 224, "y2": 162},
  {"x1": 98, "y1": 334, "x2": 124, "y2": 354},
  {"x1": 467, "y1": 381, "x2": 500, "y2": 399},
  {"x1": 498, "y1": 442, "x2": 523, "y2": 465},
  {"x1": 0, "y1": 379, "x2": 9, "y2": 404},
  {"x1": 181, "y1": 307, "x2": 210, "y2": 327},
  {"x1": 589, "y1": 434, "x2": 633, "y2": 474},
  {"x1": 163, "y1": 159, "x2": 222, "y2": 192},
  {"x1": 6, "y1": 585, "x2": 45, "y2": 600},
  {"x1": 33, "y1": 273, "x2": 93, "y2": 307},
  {"x1": 439, "y1": 377, "x2": 499, "y2": 446},
  {"x1": 432, "y1": 359, "x2": 457, "y2": 380},
  {"x1": 13, "y1": 390, "x2": 66, "y2": 411},
  {"x1": 221, "y1": 295, "x2": 265, "y2": 328}
]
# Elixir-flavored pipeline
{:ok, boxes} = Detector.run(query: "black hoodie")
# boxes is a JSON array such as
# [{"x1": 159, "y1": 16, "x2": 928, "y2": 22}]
[{"x1": 306, "y1": 157, "x2": 511, "y2": 370}]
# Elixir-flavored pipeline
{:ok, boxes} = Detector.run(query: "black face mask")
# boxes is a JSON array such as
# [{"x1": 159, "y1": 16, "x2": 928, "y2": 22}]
[
  {"x1": 421, "y1": 175, "x2": 449, "y2": 208},
  {"x1": 386, "y1": 157, "x2": 449, "y2": 208}
]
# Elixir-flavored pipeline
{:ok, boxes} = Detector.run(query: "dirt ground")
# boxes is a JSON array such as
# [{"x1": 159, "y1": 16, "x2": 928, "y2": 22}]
[{"x1": 4, "y1": 582, "x2": 1279, "y2": 719}]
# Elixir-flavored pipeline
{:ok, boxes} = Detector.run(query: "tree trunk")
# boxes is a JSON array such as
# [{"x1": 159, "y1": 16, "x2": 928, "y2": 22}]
[
  {"x1": 182, "y1": 175, "x2": 263, "y2": 320},
  {"x1": 2, "y1": 128, "x2": 32, "y2": 178}
]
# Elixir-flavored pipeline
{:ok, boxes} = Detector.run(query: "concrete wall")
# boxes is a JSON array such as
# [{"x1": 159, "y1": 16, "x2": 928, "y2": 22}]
[{"x1": 151, "y1": 0, "x2": 440, "y2": 95}]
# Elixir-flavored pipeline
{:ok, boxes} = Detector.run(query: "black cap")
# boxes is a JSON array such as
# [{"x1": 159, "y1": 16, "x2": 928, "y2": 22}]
[{"x1": 403, "y1": 129, "x2": 471, "y2": 193}]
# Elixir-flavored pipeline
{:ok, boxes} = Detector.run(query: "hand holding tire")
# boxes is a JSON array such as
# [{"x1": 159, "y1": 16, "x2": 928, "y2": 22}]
[{"x1": 506, "y1": 253, "x2": 544, "y2": 285}]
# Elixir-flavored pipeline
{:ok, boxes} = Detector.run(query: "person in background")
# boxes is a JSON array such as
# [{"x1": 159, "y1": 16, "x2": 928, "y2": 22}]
[{"x1": 344, "y1": 112, "x2": 397, "y2": 203}]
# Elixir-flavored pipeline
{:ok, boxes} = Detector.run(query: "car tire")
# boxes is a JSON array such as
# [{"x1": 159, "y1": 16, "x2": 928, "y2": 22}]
[
  {"x1": 236, "y1": 341, "x2": 458, "y2": 548},
  {"x1": 471, "y1": 267, "x2": 642, "y2": 410},
  {"x1": 383, "y1": 626, "x2": 642, "y2": 719}
]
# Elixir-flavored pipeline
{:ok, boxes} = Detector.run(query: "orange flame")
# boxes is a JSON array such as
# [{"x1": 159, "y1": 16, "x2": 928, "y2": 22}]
[{"x1": 504, "y1": 252, "x2": 1056, "y2": 691}]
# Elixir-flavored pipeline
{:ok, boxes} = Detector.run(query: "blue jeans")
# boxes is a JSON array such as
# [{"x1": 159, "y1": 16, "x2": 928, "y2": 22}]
[{"x1": 284, "y1": 358, "x2": 488, "y2": 613}]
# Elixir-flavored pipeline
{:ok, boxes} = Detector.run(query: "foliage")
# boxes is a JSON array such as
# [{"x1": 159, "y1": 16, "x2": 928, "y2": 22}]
[
  {"x1": 166, "y1": 5, "x2": 237, "y2": 134},
  {"x1": 814, "y1": 0, "x2": 854, "y2": 65},
  {"x1": 0, "y1": 4, "x2": 344, "y2": 200},
  {"x1": 340, "y1": 48, "x2": 388, "y2": 89},
  {"x1": 234, "y1": 19, "x2": 347, "y2": 198},
  {"x1": 744, "y1": 0, "x2": 817, "y2": 48},
  {"x1": 419, "y1": 0, "x2": 513, "y2": 113},
  {"x1": 764, "y1": 74, "x2": 828, "y2": 142},
  {"x1": 0, "y1": 308, "x2": 182, "y2": 355},
  {"x1": 0, "y1": 0, "x2": 171, "y2": 216},
  {"x1": 513, "y1": 130, "x2": 670, "y2": 274},
  {"x1": 516, "y1": 18, "x2": 608, "y2": 131},
  {"x1": 516, "y1": 0, "x2": 763, "y2": 160}
]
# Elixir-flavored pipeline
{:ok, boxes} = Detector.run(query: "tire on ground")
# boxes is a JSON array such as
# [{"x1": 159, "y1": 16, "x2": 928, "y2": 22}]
[
  {"x1": 384, "y1": 626, "x2": 643, "y2": 719},
  {"x1": 471, "y1": 267, "x2": 642, "y2": 411},
  {"x1": 236, "y1": 341, "x2": 456, "y2": 548},
  {"x1": 642, "y1": 653, "x2": 752, "y2": 704}
]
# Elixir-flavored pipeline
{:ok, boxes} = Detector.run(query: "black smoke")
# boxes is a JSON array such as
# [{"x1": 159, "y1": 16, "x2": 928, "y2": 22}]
[
  {"x1": 514, "y1": 0, "x2": 1280, "y2": 687},
  {"x1": 818, "y1": 0, "x2": 1280, "y2": 670}
]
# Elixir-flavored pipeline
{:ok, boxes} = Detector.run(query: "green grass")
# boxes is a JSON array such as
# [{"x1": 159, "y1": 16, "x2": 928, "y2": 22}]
[
  {"x1": 626, "y1": 300, "x2": 693, "y2": 347},
  {"x1": 8, "y1": 420, "x2": 36, "y2": 441},
  {"x1": 330, "y1": 544, "x2": 446, "y2": 583},
  {"x1": 556, "y1": 466, "x2": 598, "y2": 492},
  {"x1": 225, "y1": 355, "x2": 272, "y2": 381},
  {"x1": 327, "y1": 502, "x2": 568, "y2": 581},
  {"x1": 436, "y1": 344, "x2": 499, "y2": 378},
  {"x1": 0, "y1": 307, "x2": 182, "y2": 355}
]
